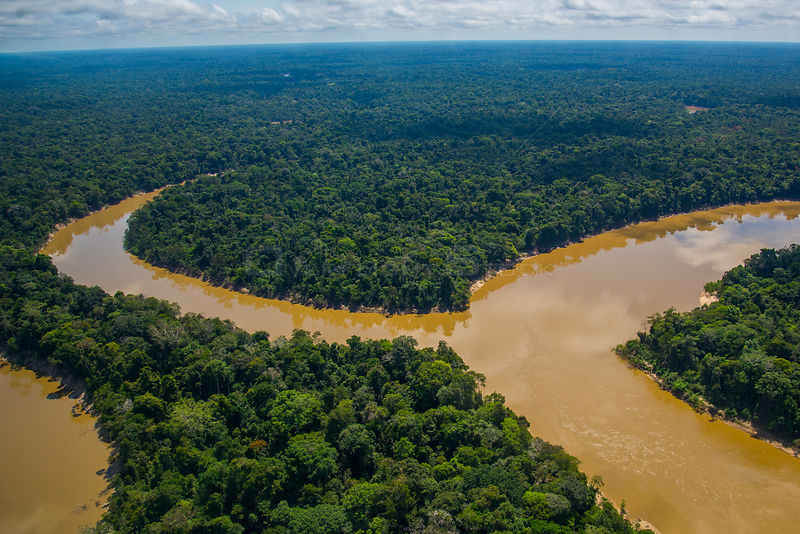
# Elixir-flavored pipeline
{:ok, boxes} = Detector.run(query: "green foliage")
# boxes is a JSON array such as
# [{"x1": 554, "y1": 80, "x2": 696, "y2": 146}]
[
  {"x1": 2, "y1": 44, "x2": 799, "y2": 311},
  {"x1": 7, "y1": 41, "x2": 789, "y2": 532},
  {"x1": 0, "y1": 247, "x2": 646, "y2": 533},
  {"x1": 97, "y1": 43, "x2": 800, "y2": 312},
  {"x1": 616, "y1": 245, "x2": 800, "y2": 440}
]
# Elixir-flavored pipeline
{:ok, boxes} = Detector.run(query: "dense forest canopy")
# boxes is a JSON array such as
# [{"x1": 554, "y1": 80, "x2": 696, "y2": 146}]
[
  {"x1": 0, "y1": 247, "x2": 647, "y2": 533},
  {"x1": 1, "y1": 42, "x2": 799, "y2": 310},
  {"x1": 0, "y1": 42, "x2": 798, "y2": 532},
  {"x1": 616, "y1": 246, "x2": 800, "y2": 444}
]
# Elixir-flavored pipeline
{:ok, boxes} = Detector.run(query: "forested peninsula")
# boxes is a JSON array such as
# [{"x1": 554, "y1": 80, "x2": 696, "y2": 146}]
[
  {"x1": 0, "y1": 42, "x2": 675, "y2": 533},
  {"x1": 0, "y1": 248, "x2": 646, "y2": 533},
  {"x1": 119, "y1": 43, "x2": 800, "y2": 312},
  {"x1": 1, "y1": 41, "x2": 800, "y2": 532},
  {"x1": 616, "y1": 246, "x2": 800, "y2": 447}
]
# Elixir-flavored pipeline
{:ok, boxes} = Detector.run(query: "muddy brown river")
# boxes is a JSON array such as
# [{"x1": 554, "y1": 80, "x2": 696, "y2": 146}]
[
  {"x1": 0, "y1": 361, "x2": 109, "y2": 533},
  {"x1": 18, "y1": 193, "x2": 800, "y2": 532}
]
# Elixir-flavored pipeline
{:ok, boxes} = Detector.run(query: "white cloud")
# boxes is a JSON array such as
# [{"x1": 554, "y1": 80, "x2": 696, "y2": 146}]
[
  {"x1": 1, "y1": 0, "x2": 799, "y2": 49},
  {"x1": 0, "y1": 0, "x2": 237, "y2": 41},
  {"x1": 260, "y1": 7, "x2": 285, "y2": 23},
  {"x1": 687, "y1": 10, "x2": 736, "y2": 24},
  {"x1": 388, "y1": 5, "x2": 416, "y2": 19},
  {"x1": 236, "y1": 0, "x2": 800, "y2": 33},
  {"x1": 213, "y1": 4, "x2": 230, "y2": 16}
]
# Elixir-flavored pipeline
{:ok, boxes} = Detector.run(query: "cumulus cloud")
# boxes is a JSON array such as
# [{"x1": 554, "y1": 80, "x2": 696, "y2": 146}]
[
  {"x1": 1, "y1": 0, "x2": 799, "y2": 48},
  {"x1": 244, "y1": 0, "x2": 800, "y2": 34},
  {"x1": 0, "y1": 0, "x2": 236, "y2": 41},
  {"x1": 260, "y1": 8, "x2": 285, "y2": 24},
  {"x1": 236, "y1": 0, "x2": 800, "y2": 33}
]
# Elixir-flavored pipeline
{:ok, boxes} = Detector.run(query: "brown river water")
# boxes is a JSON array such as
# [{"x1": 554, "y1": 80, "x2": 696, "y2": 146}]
[
  {"x1": 14, "y1": 192, "x2": 800, "y2": 533},
  {"x1": 0, "y1": 361, "x2": 109, "y2": 533}
]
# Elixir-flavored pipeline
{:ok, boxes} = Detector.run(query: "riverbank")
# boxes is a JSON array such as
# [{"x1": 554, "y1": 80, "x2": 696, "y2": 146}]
[
  {"x1": 40, "y1": 189, "x2": 166, "y2": 253},
  {"x1": 597, "y1": 491, "x2": 662, "y2": 534},
  {"x1": 0, "y1": 351, "x2": 117, "y2": 454},
  {"x1": 1, "y1": 349, "x2": 126, "y2": 478},
  {"x1": 0, "y1": 351, "x2": 114, "y2": 533},
  {"x1": 635, "y1": 367, "x2": 800, "y2": 459},
  {"x1": 41, "y1": 191, "x2": 800, "y2": 533},
  {"x1": 471, "y1": 198, "x2": 800, "y2": 299},
  {"x1": 40, "y1": 176, "x2": 206, "y2": 254},
  {"x1": 469, "y1": 252, "x2": 535, "y2": 295}
]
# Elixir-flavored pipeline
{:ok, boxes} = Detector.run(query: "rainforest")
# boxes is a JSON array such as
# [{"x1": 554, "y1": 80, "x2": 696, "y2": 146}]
[
  {"x1": 1, "y1": 41, "x2": 800, "y2": 533},
  {"x1": 616, "y1": 245, "x2": 800, "y2": 443}
]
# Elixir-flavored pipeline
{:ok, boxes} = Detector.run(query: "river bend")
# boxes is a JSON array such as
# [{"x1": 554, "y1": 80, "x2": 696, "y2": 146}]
[{"x1": 29, "y1": 194, "x2": 800, "y2": 533}]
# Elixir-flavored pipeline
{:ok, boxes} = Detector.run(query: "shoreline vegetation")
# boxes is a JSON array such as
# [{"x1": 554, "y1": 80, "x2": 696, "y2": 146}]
[
  {"x1": 637, "y1": 367, "x2": 799, "y2": 459},
  {"x1": 0, "y1": 352, "x2": 123, "y2": 479},
  {"x1": 616, "y1": 246, "x2": 800, "y2": 458},
  {"x1": 106, "y1": 184, "x2": 800, "y2": 317},
  {"x1": 0, "y1": 246, "x2": 651, "y2": 533},
  {"x1": 3, "y1": 42, "x2": 800, "y2": 533}
]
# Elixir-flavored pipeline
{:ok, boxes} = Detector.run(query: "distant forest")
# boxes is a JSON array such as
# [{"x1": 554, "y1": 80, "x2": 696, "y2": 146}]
[
  {"x1": 0, "y1": 43, "x2": 696, "y2": 533},
  {"x1": 1, "y1": 43, "x2": 798, "y2": 311}
]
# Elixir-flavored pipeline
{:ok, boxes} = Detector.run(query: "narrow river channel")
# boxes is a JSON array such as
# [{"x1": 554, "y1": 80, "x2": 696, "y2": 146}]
[{"x1": 28, "y1": 193, "x2": 800, "y2": 533}]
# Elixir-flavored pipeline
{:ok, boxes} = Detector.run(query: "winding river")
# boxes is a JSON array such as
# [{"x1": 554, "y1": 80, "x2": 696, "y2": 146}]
[{"x1": 14, "y1": 192, "x2": 800, "y2": 533}]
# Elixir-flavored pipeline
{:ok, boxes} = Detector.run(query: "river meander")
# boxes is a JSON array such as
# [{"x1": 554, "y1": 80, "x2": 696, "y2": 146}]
[{"x1": 22, "y1": 193, "x2": 800, "y2": 533}]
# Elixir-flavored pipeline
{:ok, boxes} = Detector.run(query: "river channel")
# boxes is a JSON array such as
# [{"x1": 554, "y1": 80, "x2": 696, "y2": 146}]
[
  {"x1": 0, "y1": 361, "x2": 109, "y2": 533},
  {"x1": 27, "y1": 193, "x2": 800, "y2": 533}
]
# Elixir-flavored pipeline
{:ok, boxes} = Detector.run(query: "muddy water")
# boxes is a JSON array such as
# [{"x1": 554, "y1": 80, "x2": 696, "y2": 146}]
[
  {"x1": 0, "y1": 361, "x2": 109, "y2": 533},
  {"x1": 40, "y1": 194, "x2": 800, "y2": 533}
]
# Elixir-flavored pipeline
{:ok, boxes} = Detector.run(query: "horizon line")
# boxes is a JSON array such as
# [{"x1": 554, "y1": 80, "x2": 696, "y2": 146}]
[{"x1": 3, "y1": 37, "x2": 800, "y2": 55}]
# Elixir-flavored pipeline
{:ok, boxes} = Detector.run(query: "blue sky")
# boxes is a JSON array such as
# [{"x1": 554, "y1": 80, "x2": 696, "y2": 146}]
[{"x1": 1, "y1": 0, "x2": 799, "y2": 52}]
